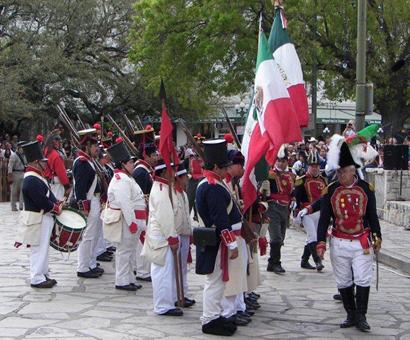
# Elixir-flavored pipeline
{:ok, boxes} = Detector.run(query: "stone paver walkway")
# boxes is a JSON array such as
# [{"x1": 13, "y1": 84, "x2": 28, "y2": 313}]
[{"x1": 0, "y1": 203, "x2": 410, "y2": 339}]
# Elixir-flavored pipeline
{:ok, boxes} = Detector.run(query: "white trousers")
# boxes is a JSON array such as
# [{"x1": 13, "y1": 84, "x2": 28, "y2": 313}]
[
  {"x1": 77, "y1": 197, "x2": 101, "y2": 273},
  {"x1": 30, "y1": 214, "x2": 54, "y2": 284},
  {"x1": 302, "y1": 211, "x2": 320, "y2": 244},
  {"x1": 201, "y1": 246, "x2": 225, "y2": 325},
  {"x1": 151, "y1": 247, "x2": 177, "y2": 314},
  {"x1": 115, "y1": 222, "x2": 137, "y2": 286},
  {"x1": 178, "y1": 235, "x2": 190, "y2": 295},
  {"x1": 330, "y1": 237, "x2": 374, "y2": 289},
  {"x1": 95, "y1": 221, "x2": 107, "y2": 257},
  {"x1": 221, "y1": 237, "x2": 248, "y2": 317},
  {"x1": 11, "y1": 172, "x2": 24, "y2": 209},
  {"x1": 50, "y1": 182, "x2": 65, "y2": 201},
  {"x1": 136, "y1": 236, "x2": 151, "y2": 278}
]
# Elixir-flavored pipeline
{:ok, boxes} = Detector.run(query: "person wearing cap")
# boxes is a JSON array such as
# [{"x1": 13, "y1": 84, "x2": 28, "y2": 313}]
[
  {"x1": 265, "y1": 145, "x2": 295, "y2": 274},
  {"x1": 220, "y1": 149, "x2": 253, "y2": 327},
  {"x1": 72, "y1": 129, "x2": 104, "y2": 279},
  {"x1": 343, "y1": 120, "x2": 356, "y2": 138},
  {"x1": 132, "y1": 142, "x2": 158, "y2": 282},
  {"x1": 44, "y1": 133, "x2": 70, "y2": 201},
  {"x1": 17, "y1": 141, "x2": 62, "y2": 288},
  {"x1": 195, "y1": 139, "x2": 239, "y2": 336},
  {"x1": 316, "y1": 141, "x2": 382, "y2": 332},
  {"x1": 103, "y1": 141, "x2": 146, "y2": 291},
  {"x1": 141, "y1": 159, "x2": 182, "y2": 316},
  {"x1": 186, "y1": 144, "x2": 204, "y2": 218},
  {"x1": 173, "y1": 163, "x2": 195, "y2": 307},
  {"x1": 8, "y1": 141, "x2": 27, "y2": 211},
  {"x1": 292, "y1": 150, "x2": 308, "y2": 177},
  {"x1": 294, "y1": 151, "x2": 327, "y2": 271}
]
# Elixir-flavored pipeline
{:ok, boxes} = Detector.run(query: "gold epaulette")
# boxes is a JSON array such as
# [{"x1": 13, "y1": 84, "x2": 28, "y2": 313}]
[
  {"x1": 295, "y1": 175, "x2": 305, "y2": 186},
  {"x1": 322, "y1": 181, "x2": 337, "y2": 196}
]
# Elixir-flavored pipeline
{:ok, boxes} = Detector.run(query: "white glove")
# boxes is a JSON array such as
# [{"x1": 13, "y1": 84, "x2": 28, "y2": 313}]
[
  {"x1": 295, "y1": 208, "x2": 308, "y2": 225},
  {"x1": 259, "y1": 180, "x2": 271, "y2": 197},
  {"x1": 289, "y1": 201, "x2": 297, "y2": 210}
]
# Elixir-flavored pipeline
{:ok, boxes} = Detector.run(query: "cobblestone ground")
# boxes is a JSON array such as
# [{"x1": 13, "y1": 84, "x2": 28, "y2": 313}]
[{"x1": 0, "y1": 203, "x2": 409, "y2": 339}]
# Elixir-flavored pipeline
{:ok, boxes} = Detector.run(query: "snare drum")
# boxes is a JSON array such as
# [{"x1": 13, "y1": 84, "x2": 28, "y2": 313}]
[{"x1": 50, "y1": 208, "x2": 87, "y2": 252}]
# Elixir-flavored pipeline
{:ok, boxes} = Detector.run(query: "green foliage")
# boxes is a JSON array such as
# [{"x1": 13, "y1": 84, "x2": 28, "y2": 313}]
[
  {"x1": 0, "y1": 0, "x2": 155, "y2": 134},
  {"x1": 129, "y1": 0, "x2": 409, "y2": 128}
]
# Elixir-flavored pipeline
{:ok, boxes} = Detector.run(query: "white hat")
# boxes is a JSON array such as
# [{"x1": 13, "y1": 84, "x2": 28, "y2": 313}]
[{"x1": 308, "y1": 137, "x2": 317, "y2": 143}]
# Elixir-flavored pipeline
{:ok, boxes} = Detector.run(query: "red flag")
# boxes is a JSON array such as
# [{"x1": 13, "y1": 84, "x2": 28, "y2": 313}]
[{"x1": 159, "y1": 80, "x2": 178, "y2": 171}]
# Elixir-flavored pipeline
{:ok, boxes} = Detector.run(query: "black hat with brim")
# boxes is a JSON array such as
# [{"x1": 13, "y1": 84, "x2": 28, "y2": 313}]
[
  {"x1": 203, "y1": 139, "x2": 231, "y2": 168},
  {"x1": 107, "y1": 141, "x2": 131, "y2": 164},
  {"x1": 339, "y1": 142, "x2": 360, "y2": 168},
  {"x1": 22, "y1": 141, "x2": 47, "y2": 163}
]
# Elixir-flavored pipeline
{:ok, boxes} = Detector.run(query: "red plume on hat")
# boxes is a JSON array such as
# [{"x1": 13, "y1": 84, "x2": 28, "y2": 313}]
[
  {"x1": 36, "y1": 134, "x2": 44, "y2": 142},
  {"x1": 115, "y1": 136, "x2": 123, "y2": 144},
  {"x1": 107, "y1": 131, "x2": 113, "y2": 137},
  {"x1": 224, "y1": 133, "x2": 234, "y2": 144},
  {"x1": 93, "y1": 123, "x2": 101, "y2": 130}
]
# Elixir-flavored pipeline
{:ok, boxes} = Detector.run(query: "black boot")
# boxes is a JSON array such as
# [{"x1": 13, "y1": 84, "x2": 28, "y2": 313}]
[
  {"x1": 300, "y1": 245, "x2": 315, "y2": 269},
  {"x1": 355, "y1": 286, "x2": 371, "y2": 332},
  {"x1": 339, "y1": 285, "x2": 356, "y2": 328},
  {"x1": 308, "y1": 242, "x2": 324, "y2": 271},
  {"x1": 267, "y1": 242, "x2": 285, "y2": 273}
]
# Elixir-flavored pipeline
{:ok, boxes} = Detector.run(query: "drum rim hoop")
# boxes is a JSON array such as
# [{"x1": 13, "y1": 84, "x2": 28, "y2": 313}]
[{"x1": 55, "y1": 207, "x2": 87, "y2": 225}]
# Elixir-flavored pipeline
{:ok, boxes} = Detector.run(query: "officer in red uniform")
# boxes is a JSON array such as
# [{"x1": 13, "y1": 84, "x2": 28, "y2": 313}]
[
  {"x1": 316, "y1": 142, "x2": 382, "y2": 332},
  {"x1": 265, "y1": 146, "x2": 295, "y2": 274},
  {"x1": 294, "y1": 151, "x2": 327, "y2": 271}
]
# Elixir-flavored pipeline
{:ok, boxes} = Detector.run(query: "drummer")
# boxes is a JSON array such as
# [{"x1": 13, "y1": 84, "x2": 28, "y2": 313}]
[
  {"x1": 17, "y1": 141, "x2": 63, "y2": 288},
  {"x1": 105, "y1": 141, "x2": 147, "y2": 291}
]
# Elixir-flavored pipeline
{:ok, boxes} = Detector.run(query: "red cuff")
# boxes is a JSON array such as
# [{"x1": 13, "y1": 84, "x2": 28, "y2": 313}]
[
  {"x1": 78, "y1": 200, "x2": 90, "y2": 213},
  {"x1": 167, "y1": 236, "x2": 179, "y2": 246},
  {"x1": 139, "y1": 230, "x2": 146, "y2": 244},
  {"x1": 316, "y1": 241, "x2": 326, "y2": 251},
  {"x1": 220, "y1": 229, "x2": 236, "y2": 246},
  {"x1": 52, "y1": 203, "x2": 62, "y2": 215},
  {"x1": 129, "y1": 222, "x2": 138, "y2": 234}
]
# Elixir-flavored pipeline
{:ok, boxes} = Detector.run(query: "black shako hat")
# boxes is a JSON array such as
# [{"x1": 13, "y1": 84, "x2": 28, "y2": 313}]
[
  {"x1": 175, "y1": 163, "x2": 188, "y2": 177},
  {"x1": 22, "y1": 141, "x2": 47, "y2": 163},
  {"x1": 307, "y1": 151, "x2": 320, "y2": 165},
  {"x1": 203, "y1": 139, "x2": 231, "y2": 168},
  {"x1": 107, "y1": 141, "x2": 132, "y2": 164},
  {"x1": 339, "y1": 142, "x2": 360, "y2": 168}
]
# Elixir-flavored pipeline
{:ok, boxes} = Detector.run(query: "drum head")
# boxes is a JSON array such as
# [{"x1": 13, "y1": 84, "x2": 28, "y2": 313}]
[{"x1": 56, "y1": 208, "x2": 86, "y2": 230}]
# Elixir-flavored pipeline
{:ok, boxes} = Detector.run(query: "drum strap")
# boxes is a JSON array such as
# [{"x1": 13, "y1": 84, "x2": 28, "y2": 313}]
[
  {"x1": 25, "y1": 171, "x2": 51, "y2": 198},
  {"x1": 72, "y1": 157, "x2": 98, "y2": 200}
]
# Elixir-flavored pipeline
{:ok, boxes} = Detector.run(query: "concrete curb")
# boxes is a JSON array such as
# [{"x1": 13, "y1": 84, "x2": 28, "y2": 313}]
[{"x1": 378, "y1": 249, "x2": 410, "y2": 275}]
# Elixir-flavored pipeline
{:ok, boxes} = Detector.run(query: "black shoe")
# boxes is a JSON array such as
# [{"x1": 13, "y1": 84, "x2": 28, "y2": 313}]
[
  {"x1": 96, "y1": 254, "x2": 113, "y2": 262},
  {"x1": 160, "y1": 308, "x2": 183, "y2": 316},
  {"x1": 116, "y1": 284, "x2": 139, "y2": 291},
  {"x1": 77, "y1": 270, "x2": 100, "y2": 278},
  {"x1": 107, "y1": 246, "x2": 116, "y2": 252},
  {"x1": 249, "y1": 292, "x2": 260, "y2": 299},
  {"x1": 226, "y1": 315, "x2": 250, "y2": 326},
  {"x1": 30, "y1": 280, "x2": 55, "y2": 288},
  {"x1": 301, "y1": 260, "x2": 316, "y2": 270},
  {"x1": 315, "y1": 258, "x2": 324, "y2": 272},
  {"x1": 246, "y1": 301, "x2": 261, "y2": 310},
  {"x1": 237, "y1": 310, "x2": 252, "y2": 318},
  {"x1": 272, "y1": 263, "x2": 286, "y2": 274},
  {"x1": 136, "y1": 276, "x2": 152, "y2": 282},
  {"x1": 130, "y1": 283, "x2": 142, "y2": 290},
  {"x1": 235, "y1": 313, "x2": 252, "y2": 324},
  {"x1": 340, "y1": 313, "x2": 356, "y2": 328},
  {"x1": 244, "y1": 296, "x2": 258, "y2": 304},
  {"x1": 175, "y1": 297, "x2": 195, "y2": 308},
  {"x1": 333, "y1": 293, "x2": 342, "y2": 301},
  {"x1": 202, "y1": 317, "x2": 236, "y2": 336},
  {"x1": 91, "y1": 267, "x2": 104, "y2": 276},
  {"x1": 356, "y1": 313, "x2": 371, "y2": 331},
  {"x1": 45, "y1": 276, "x2": 57, "y2": 286},
  {"x1": 245, "y1": 309, "x2": 255, "y2": 316}
]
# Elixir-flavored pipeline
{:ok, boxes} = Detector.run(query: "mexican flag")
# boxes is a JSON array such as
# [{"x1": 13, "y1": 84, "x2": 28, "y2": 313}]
[
  {"x1": 268, "y1": 7, "x2": 309, "y2": 128},
  {"x1": 241, "y1": 27, "x2": 301, "y2": 212}
]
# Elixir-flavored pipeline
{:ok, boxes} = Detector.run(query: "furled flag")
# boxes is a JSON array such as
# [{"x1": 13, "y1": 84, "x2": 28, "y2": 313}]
[
  {"x1": 268, "y1": 6, "x2": 309, "y2": 128},
  {"x1": 159, "y1": 79, "x2": 178, "y2": 171},
  {"x1": 241, "y1": 20, "x2": 301, "y2": 212}
]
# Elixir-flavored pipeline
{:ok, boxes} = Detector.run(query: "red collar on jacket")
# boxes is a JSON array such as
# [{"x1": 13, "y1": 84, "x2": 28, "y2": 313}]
[
  {"x1": 154, "y1": 176, "x2": 169, "y2": 185},
  {"x1": 203, "y1": 170, "x2": 222, "y2": 185},
  {"x1": 225, "y1": 173, "x2": 232, "y2": 183},
  {"x1": 136, "y1": 159, "x2": 154, "y2": 173},
  {"x1": 26, "y1": 165, "x2": 44, "y2": 177},
  {"x1": 77, "y1": 150, "x2": 91, "y2": 161}
]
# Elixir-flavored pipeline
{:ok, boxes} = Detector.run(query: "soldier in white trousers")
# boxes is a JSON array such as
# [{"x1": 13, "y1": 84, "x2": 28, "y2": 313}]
[{"x1": 104, "y1": 141, "x2": 147, "y2": 291}]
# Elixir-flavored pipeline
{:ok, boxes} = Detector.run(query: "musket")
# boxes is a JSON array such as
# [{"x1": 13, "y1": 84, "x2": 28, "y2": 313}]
[
  {"x1": 177, "y1": 119, "x2": 205, "y2": 161},
  {"x1": 222, "y1": 107, "x2": 242, "y2": 149},
  {"x1": 76, "y1": 114, "x2": 87, "y2": 130},
  {"x1": 136, "y1": 116, "x2": 144, "y2": 130},
  {"x1": 57, "y1": 105, "x2": 109, "y2": 193},
  {"x1": 123, "y1": 114, "x2": 136, "y2": 136},
  {"x1": 106, "y1": 114, "x2": 139, "y2": 156}
]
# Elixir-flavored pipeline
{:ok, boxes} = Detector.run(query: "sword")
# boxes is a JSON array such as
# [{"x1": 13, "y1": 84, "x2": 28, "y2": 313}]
[{"x1": 372, "y1": 233, "x2": 380, "y2": 291}]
